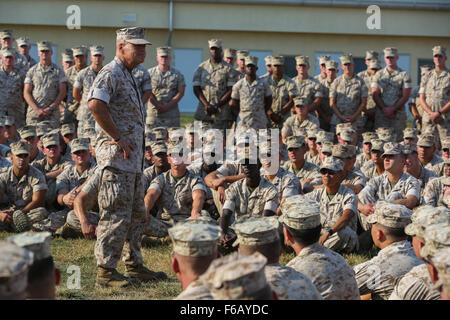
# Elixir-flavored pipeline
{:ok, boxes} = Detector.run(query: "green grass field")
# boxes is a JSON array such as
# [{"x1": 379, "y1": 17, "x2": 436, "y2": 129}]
[{"x1": 0, "y1": 231, "x2": 377, "y2": 300}]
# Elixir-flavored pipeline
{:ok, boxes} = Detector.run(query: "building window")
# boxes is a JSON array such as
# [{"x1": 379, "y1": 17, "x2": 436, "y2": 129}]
[
  {"x1": 173, "y1": 48, "x2": 203, "y2": 113},
  {"x1": 353, "y1": 57, "x2": 366, "y2": 75}
]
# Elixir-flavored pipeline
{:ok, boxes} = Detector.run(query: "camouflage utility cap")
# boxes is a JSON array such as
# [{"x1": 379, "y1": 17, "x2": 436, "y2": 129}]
[
  {"x1": 367, "y1": 201, "x2": 412, "y2": 228},
  {"x1": 200, "y1": 251, "x2": 269, "y2": 300},
  {"x1": 168, "y1": 220, "x2": 221, "y2": 257},
  {"x1": 231, "y1": 216, "x2": 280, "y2": 247},
  {"x1": 7, "y1": 231, "x2": 52, "y2": 261}
]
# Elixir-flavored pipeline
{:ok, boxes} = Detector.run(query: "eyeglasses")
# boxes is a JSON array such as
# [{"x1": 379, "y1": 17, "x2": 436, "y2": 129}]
[{"x1": 308, "y1": 137, "x2": 316, "y2": 141}]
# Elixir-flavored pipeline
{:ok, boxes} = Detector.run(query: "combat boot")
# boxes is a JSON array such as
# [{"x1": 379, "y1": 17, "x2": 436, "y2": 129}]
[
  {"x1": 124, "y1": 264, "x2": 168, "y2": 282},
  {"x1": 60, "y1": 223, "x2": 81, "y2": 239},
  {"x1": 96, "y1": 266, "x2": 132, "y2": 288}
]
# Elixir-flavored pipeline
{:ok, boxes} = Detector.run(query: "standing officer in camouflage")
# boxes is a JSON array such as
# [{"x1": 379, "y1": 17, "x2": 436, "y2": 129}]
[
  {"x1": 292, "y1": 55, "x2": 323, "y2": 115},
  {"x1": 193, "y1": 39, "x2": 237, "y2": 130},
  {"x1": 419, "y1": 46, "x2": 450, "y2": 144},
  {"x1": 61, "y1": 49, "x2": 74, "y2": 72},
  {"x1": 0, "y1": 48, "x2": 27, "y2": 127},
  {"x1": 235, "y1": 50, "x2": 249, "y2": 79},
  {"x1": 64, "y1": 46, "x2": 88, "y2": 122},
  {"x1": 147, "y1": 47, "x2": 186, "y2": 128},
  {"x1": 223, "y1": 48, "x2": 237, "y2": 66},
  {"x1": 372, "y1": 47, "x2": 412, "y2": 142},
  {"x1": 329, "y1": 54, "x2": 368, "y2": 136},
  {"x1": 357, "y1": 54, "x2": 381, "y2": 132},
  {"x1": 260, "y1": 55, "x2": 273, "y2": 80},
  {"x1": 315, "y1": 55, "x2": 331, "y2": 82},
  {"x1": 24, "y1": 41, "x2": 67, "y2": 129},
  {"x1": 0, "y1": 30, "x2": 29, "y2": 73},
  {"x1": 317, "y1": 60, "x2": 338, "y2": 131},
  {"x1": 16, "y1": 37, "x2": 37, "y2": 68},
  {"x1": 266, "y1": 56, "x2": 297, "y2": 128},
  {"x1": 230, "y1": 56, "x2": 273, "y2": 130},
  {"x1": 88, "y1": 27, "x2": 166, "y2": 287},
  {"x1": 73, "y1": 45, "x2": 105, "y2": 138}
]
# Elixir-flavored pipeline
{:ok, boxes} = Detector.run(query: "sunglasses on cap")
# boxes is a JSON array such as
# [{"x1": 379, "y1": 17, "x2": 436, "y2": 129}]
[{"x1": 320, "y1": 169, "x2": 337, "y2": 175}]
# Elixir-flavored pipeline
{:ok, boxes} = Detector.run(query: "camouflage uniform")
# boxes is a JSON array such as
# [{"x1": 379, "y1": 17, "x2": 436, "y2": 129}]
[
  {"x1": 0, "y1": 165, "x2": 47, "y2": 210},
  {"x1": 33, "y1": 159, "x2": 96, "y2": 232},
  {"x1": 74, "y1": 66, "x2": 100, "y2": 138},
  {"x1": 148, "y1": 170, "x2": 207, "y2": 225},
  {"x1": 24, "y1": 63, "x2": 67, "y2": 128},
  {"x1": 231, "y1": 77, "x2": 272, "y2": 130},
  {"x1": 170, "y1": 219, "x2": 220, "y2": 300},
  {"x1": 306, "y1": 184, "x2": 359, "y2": 253},
  {"x1": 131, "y1": 64, "x2": 152, "y2": 98},
  {"x1": 423, "y1": 176, "x2": 449, "y2": 207},
  {"x1": 415, "y1": 166, "x2": 438, "y2": 202},
  {"x1": 65, "y1": 64, "x2": 87, "y2": 107},
  {"x1": 358, "y1": 172, "x2": 420, "y2": 230},
  {"x1": 282, "y1": 114, "x2": 319, "y2": 139},
  {"x1": 265, "y1": 263, "x2": 323, "y2": 300},
  {"x1": 287, "y1": 243, "x2": 360, "y2": 300},
  {"x1": 318, "y1": 77, "x2": 334, "y2": 131},
  {"x1": 354, "y1": 240, "x2": 423, "y2": 300},
  {"x1": 87, "y1": 54, "x2": 147, "y2": 269},
  {"x1": 389, "y1": 262, "x2": 441, "y2": 300},
  {"x1": 266, "y1": 75, "x2": 297, "y2": 128},
  {"x1": 175, "y1": 279, "x2": 213, "y2": 300},
  {"x1": 371, "y1": 67, "x2": 412, "y2": 141},
  {"x1": 419, "y1": 68, "x2": 450, "y2": 143},
  {"x1": 0, "y1": 48, "x2": 29, "y2": 74},
  {"x1": 193, "y1": 59, "x2": 237, "y2": 129},
  {"x1": 283, "y1": 160, "x2": 321, "y2": 181},
  {"x1": 329, "y1": 74, "x2": 368, "y2": 135},
  {"x1": 343, "y1": 168, "x2": 367, "y2": 188},
  {"x1": 260, "y1": 167, "x2": 300, "y2": 202},
  {"x1": 357, "y1": 70, "x2": 378, "y2": 132},
  {"x1": 355, "y1": 153, "x2": 371, "y2": 170},
  {"x1": 147, "y1": 66, "x2": 185, "y2": 128},
  {"x1": 223, "y1": 177, "x2": 279, "y2": 220},
  {"x1": 0, "y1": 63, "x2": 26, "y2": 127},
  {"x1": 33, "y1": 156, "x2": 72, "y2": 211},
  {"x1": 292, "y1": 77, "x2": 323, "y2": 110}
]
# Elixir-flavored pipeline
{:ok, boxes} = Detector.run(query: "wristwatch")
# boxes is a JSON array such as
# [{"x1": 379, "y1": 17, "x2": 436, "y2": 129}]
[
  {"x1": 114, "y1": 136, "x2": 121, "y2": 143},
  {"x1": 49, "y1": 106, "x2": 55, "y2": 112},
  {"x1": 326, "y1": 228, "x2": 334, "y2": 235}
]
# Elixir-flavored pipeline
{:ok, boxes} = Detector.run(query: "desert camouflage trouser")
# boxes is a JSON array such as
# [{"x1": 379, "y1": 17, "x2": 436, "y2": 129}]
[
  {"x1": 95, "y1": 167, "x2": 145, "y2": 269},
  {"x1": 32, "y1": 208, "x2": 69, "y2": 233},
  {"x1": 374, "y1": 108, "x2": 406, "y2": 142},
  {"x1": 66, "y1": 209, "x2": 100, "y2": 232},
  {"x1": 322, "y1": 226, "x2": 359, "y2": 253}
]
